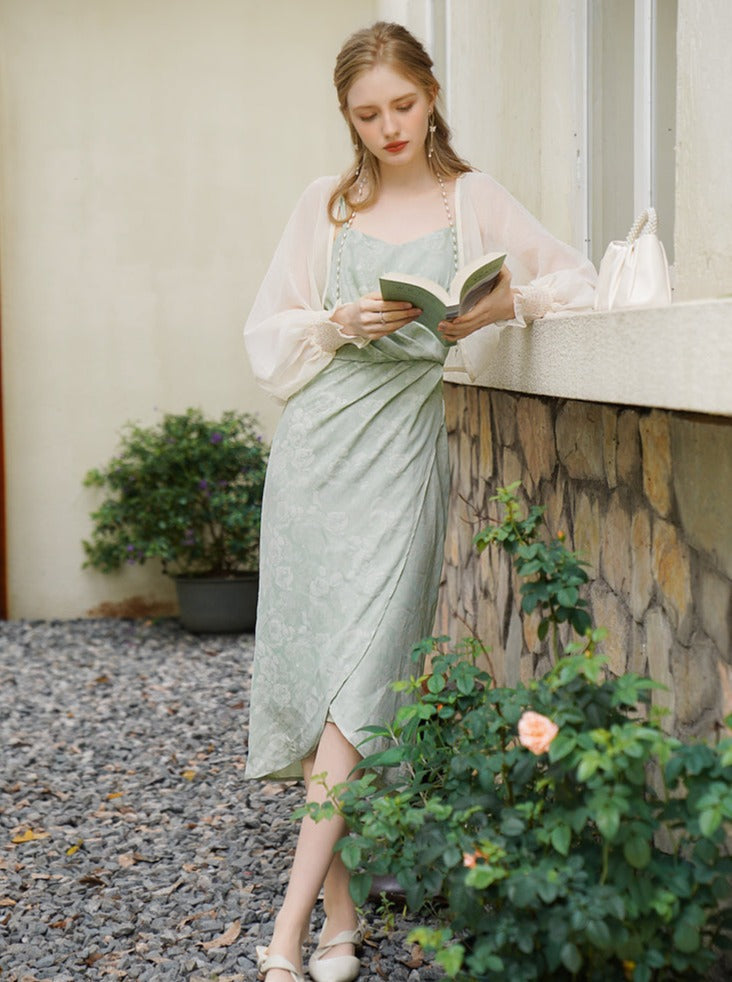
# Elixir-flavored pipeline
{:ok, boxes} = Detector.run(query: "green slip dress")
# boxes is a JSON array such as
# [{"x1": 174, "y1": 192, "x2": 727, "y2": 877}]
[{"x1": 245, "y1": 225, "x2": 455, "y2": 779}]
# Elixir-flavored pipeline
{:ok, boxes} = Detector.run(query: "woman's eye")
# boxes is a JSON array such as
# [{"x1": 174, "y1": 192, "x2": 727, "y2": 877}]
[
  {"x1": 358, "y1": 114, "x2": 377, "y2": 123},
  {"x1": 397, "y1": 103, "x2": 415, "y2": 113}
]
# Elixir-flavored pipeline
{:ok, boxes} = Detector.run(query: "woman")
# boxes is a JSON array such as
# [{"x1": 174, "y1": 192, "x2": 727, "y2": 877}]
[{"x1": 244, "y1": 22, "x2": 595, "y2": 982}]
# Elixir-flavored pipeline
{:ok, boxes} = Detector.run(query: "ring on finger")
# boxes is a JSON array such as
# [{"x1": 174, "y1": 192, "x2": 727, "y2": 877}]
[{"x1": 380, "y1": 312, "x2": 386, "y2": 324}]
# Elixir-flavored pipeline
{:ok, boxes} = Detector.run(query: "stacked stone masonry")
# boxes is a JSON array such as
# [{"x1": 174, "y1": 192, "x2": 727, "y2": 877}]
[{"x1": 437, "y1": 382, "x2": 732, "y2": 741}]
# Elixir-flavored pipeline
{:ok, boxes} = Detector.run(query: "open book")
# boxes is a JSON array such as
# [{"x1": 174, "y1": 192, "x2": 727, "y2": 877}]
[{"x1": 379, "y1": 251, "x2": 506, "y2": 346}]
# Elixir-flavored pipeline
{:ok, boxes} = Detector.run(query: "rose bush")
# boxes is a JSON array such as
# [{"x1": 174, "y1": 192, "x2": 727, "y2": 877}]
[{"x1": 302, "y1": 486, "x2": 732, "y2": 981}]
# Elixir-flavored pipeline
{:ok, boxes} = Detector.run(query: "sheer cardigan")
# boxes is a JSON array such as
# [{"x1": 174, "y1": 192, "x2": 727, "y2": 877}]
[{"x1": 244, "y1": 171, "x2": 597, "y2": 403}]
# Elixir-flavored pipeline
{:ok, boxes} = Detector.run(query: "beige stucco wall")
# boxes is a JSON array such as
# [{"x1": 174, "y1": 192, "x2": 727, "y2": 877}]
[
  {"x1": 0, "y1": 0, "x2": 376, "y2": 618},
  {"x1": 378, "y1": 0, "x2": 586, "y2": 250},
  {"x1": 674, "y1": 0, "x2": 732, "y2": 301},
  {"x1": 445, "y1": 0, "x2": 587, "y2": 252}
]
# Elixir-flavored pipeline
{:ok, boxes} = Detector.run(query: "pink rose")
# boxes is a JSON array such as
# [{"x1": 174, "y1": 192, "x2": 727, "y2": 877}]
[
  {"x1": 517, "y1": 711, "x2": 559, "y2": 755},
  {"x1": 463, "y1": 852, "x2": 478, "y2": 868}
]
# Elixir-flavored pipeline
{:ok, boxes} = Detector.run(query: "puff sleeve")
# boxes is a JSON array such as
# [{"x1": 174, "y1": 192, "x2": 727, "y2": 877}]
[
  {"x1": 462, "y1": 172, "x2": 596, "y2": 321},
  {"x1": 243, "y1": 177, "x2": 368, "y2": 403}
]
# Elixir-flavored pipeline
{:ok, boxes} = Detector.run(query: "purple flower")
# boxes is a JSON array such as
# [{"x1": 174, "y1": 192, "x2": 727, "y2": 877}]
[
  {"x1": 198, "y1": 479, "x2": 209, "y2": 491},
  {"x1": 126, "y1": 544, "x2": 135, "y2": 552},
  {"x1": 210, "y1": 432, "x2": 223, "y2": 445}
]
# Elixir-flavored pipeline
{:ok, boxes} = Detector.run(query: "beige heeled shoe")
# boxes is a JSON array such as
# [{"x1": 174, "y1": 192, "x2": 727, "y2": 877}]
[
  {"x1": 307, "y1": 919, "x2": 363, "y2": 982},
  {"x1": 256, "y1": 945, "x2": 306, "y2": 982}
]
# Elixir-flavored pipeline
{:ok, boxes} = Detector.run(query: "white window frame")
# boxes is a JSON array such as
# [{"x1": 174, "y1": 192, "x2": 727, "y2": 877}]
[{"x1": 585, "y1": 0, "x2": 674, "y2": 261}]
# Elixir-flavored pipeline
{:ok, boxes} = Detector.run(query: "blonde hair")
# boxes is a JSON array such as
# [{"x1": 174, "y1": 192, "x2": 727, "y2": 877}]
[{"x1": 328, "y1": 21, "x2": 472, "y2": 224}]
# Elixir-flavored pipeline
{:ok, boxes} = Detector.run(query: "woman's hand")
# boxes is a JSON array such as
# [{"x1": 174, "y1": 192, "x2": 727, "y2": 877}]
[
  {"x1": 437, "y1": 267, "x2": 515, "y2": 343},
  {"x1": 332, "y1": 291, "x2": 421, "y2": 341}
]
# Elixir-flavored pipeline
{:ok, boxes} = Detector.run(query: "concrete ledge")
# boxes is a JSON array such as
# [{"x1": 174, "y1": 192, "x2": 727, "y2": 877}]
[{"x1": 444, "y1": 298, "x2": 732, "y2": 416}]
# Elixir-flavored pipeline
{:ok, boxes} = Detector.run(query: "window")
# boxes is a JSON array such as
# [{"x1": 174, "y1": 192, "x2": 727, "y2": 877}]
[{"x1": 588, "y1": 0, "x2": 677, "y2": 266}]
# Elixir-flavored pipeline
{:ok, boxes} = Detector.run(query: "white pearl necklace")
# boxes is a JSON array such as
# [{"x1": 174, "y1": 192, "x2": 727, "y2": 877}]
[{"x1": 334, "y1": 172, "x2": 459, "y2": 307}]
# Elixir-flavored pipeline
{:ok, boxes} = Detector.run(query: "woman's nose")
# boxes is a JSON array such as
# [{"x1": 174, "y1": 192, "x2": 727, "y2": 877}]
[{"x1": 382, "y1": 112, "x2": 399, "y2": 137}]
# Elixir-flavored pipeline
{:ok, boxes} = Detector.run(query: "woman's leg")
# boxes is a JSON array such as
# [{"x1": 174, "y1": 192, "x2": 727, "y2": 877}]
[
  {"x1": 262, "y1": 722, "x2": 361, "y2": 979},
  {"x1": 302, "y1": 750, "x2": 361, "y2": 958}
]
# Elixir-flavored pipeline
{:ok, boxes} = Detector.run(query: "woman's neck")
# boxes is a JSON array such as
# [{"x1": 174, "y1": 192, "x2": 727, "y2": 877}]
[{"x1": 376, "y1": 155, "x2": 435, "y2": 195}]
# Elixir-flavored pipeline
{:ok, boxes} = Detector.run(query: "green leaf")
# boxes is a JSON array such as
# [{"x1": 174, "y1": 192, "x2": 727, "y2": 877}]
[
  {"x1": 570, "y1": 608, "x2": 592, "y2": 635},
  {"x1": 550, "y1": 823, "x2": 571, "y2": 856},
  {"x1": 357, "y1": 745, "x2": 407, "y2": 770},
  {"x1": 427, "y1": 673, "x2": 446, "y2": 693},
  {"x1": 595, "y1": 803, "x2": 620, "y2": 840},
  {"x1": 348, "y1": 872, "x2": 372, "y2": 906},
  {"x1": 560, "y1": 942, "x2": 582, "y2": 974},
  {"x1": 442, "y1": 845, "x2": 462, "y2": 868},
  {"x1": 436, "y1": 944, "x2": 465, "y2": 978},
  {"x1": 557, "y1": 586, "x2": 578, "y2": 607},
  {"x1": 699, "y1": 807, "x2": 722, "y2": 837},
  {"x1": 548, "y1": 732, "x2": 576, "y2": 762},
  {"x1": 339, "y1": 840, "x2": 362, "y2": 869},
  {"x1": 466, "y1": 865, "x2": 507, "y2": 889},
  {"x1": 501, "y1": 814, "x2": 525, "y2": 837},
  {"x1": 576, "y1": 753, "x2": 600, "y2": 781},
  {"x1": 673, "y1": 921, "x2": 700, "y2": 953},
  {"x1": 623, "y1": 835, "x2": 651, "y2": 869},
  {"x1": 537, "y1": 878, "x2": 559, "y2": 903},
  {"x1": 586, "y1": 918, "x2": 612, "y2": 949}
]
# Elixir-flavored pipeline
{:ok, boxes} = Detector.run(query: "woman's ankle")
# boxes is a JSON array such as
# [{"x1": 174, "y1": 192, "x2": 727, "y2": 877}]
[
  {"x1": 272, "y1": 908, "x2": 309, "y2": 947},
  {"x1": 322, "y1": 898, "x2": 358, "y2": 932}
]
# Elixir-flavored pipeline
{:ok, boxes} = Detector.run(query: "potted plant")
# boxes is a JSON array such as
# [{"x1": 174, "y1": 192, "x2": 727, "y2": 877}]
[{"x1": 82, "y1": 407, "x2": 268, "y2": 633}]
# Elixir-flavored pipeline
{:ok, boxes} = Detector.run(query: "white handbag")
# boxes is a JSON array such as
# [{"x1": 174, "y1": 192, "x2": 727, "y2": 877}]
[{"x1": 594, "y1": 208, "x2": 672, "y2": 311}]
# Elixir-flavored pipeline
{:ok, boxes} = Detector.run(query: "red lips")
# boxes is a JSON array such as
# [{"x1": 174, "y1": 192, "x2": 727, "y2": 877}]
[{"x1": 384, "y1": 141, "x2": 408, "y2": 153}]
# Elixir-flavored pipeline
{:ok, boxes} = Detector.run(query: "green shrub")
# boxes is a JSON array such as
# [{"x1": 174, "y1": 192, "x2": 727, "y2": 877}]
[
  {"x1": 83, "y1": 407, "x2": 268, "y2": 576},
  {"x1": 303, "y1": 485, "x2": 732, "y2": 981}
]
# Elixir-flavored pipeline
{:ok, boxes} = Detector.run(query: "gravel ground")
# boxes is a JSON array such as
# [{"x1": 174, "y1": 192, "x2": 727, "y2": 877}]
[{"x1": 0, "y1": 619, "x2": 445, "y2": 981}]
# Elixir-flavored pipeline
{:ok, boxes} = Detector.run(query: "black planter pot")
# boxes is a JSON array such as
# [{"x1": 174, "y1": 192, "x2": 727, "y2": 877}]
[{"x1": 174, "y1": 573, "x2": 258, "y2": 634}]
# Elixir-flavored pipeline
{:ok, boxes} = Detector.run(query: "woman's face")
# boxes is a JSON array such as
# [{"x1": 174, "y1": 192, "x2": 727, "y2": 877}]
[{"x1": 346, "y1": 63, "x2": 434, "y2": 172}]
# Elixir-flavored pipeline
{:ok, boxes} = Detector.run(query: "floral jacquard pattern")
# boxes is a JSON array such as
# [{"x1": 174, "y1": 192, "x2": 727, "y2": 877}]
[{"x1": 245, "y1": 228, "x2": 455, "y2": 778}]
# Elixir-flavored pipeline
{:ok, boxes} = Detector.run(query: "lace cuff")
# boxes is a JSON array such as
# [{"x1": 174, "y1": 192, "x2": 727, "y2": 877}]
[
  {"x1": 513, "y1": 285, "x2": 555, "y2": 325},
  {"x1": 309, "y1": 319, "x2": 370, "y2": 354}
]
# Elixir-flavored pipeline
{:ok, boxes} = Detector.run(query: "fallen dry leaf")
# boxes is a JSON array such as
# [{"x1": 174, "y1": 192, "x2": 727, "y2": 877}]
[
  {"x1": 11, "y1": 829, "x2": 49, "y2": 844},
  {"x1": 50, "y1": 916, "x2": 74, "y2": 929},
  {"x1": 178, "y1": 907, "x2": 218, "y2": 928},
  {"x1": 78, "y1": 873, "x2": 106, "y2": 887},
  {"x1": 181, "y1": 770, "x2": 197, "y2": 781},
  {"x1": 201, "y1": 919, "x2": 241, "y2": 950},
  {"x1": 117, "y1": 853, "x2": 135, "y2": 869},
  {"x1": 106, "y1": 792, "x2": 124, "y2": 800},
  {"x1": 153, "y1": 877, "x2": 184, "y2": 897},
  {"x1": 66, "y1": 841, "x2": 83, "y2": 857},
  {"x1": 403, "y1": 944, "x2": 425, "y2": 969},
  {"x1": 0, "y1": 898, "x2": 17, "y2": 907}
]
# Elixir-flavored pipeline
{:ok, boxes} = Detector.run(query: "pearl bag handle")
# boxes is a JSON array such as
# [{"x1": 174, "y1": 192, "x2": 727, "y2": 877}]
[{"x1": 626, "y1": 207, "x2": 658, "y2": 243}]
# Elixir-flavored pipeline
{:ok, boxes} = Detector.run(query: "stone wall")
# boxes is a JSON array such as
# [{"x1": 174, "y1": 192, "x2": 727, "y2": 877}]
[{"x1": 437, "y1": 382, "x2": 732, "y2": 741}]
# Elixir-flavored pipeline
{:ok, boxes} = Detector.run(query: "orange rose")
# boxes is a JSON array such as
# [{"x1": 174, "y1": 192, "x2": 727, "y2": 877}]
[
  {"x1": 462, "y1": 852, "x2": 478, "y2": 868},
  {"x1": 517, "y1": 711, "x2": 559, "y2": 755}
]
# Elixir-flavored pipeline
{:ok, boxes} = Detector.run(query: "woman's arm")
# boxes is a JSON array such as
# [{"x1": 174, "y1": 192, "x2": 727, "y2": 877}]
[
  {"x1": 244, "y1": 178, "x2": 370, "y2": 403},
  {"x1": 450, "y1": 172, "x2": 596, "y2": 337}
]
